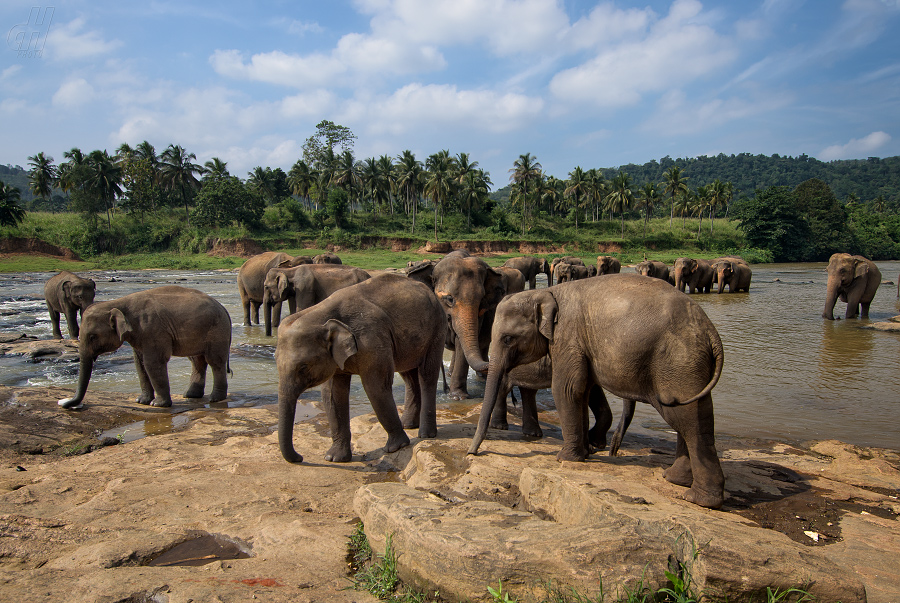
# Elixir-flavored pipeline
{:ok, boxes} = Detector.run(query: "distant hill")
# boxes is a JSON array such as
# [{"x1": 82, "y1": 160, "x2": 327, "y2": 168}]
[
  {"x1": 0, "y1": 164, "x2": 33, "y2": 202},
  {"x1": 490, "y1": 154, "x2": 900, "y2": 209}
]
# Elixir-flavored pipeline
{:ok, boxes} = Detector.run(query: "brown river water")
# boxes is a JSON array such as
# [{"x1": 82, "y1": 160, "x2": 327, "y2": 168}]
[{"x1": 1, "y1": 262, "x2": 899, "y2": 450}]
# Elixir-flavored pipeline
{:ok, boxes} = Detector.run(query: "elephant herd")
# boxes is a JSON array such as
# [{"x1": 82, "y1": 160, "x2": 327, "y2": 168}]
[{"x1": 42, "y1": 250, "x2": 885, "y2": 509}]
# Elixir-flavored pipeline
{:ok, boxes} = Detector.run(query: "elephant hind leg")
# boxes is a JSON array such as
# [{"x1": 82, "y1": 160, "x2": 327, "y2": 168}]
[
  {"x1": 399, "y1": 369, "x2": 422, "y2": 430},
  {"x1": 360, "y1": 371, "x2": 410, "y2": 454},
  {"x1": 184, "y1": 355, "x2": 208, "y2": 398},
  {"x1": 586, "y1": 386, "x2": 612, "y2": 452}
]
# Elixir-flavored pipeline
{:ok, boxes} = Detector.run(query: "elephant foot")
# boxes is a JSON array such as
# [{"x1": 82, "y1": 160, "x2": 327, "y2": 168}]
[
  {"x1": 683, "y1": 486, "x2": 724, "y2": 509},
  {"x1": 384, "y1": 432, "x2": 411, "y2": 453},
  {"x1": 324, "y1": 443, "x2": 352, "y2": 463},
  {"x1": 208, "y1": 390, "x2": 227, "y2": 403},
  {"x1": 489, "y1": 419, "x2": 509, "y2": 431},
  {"x1": 663, "y1": 463, "x2": 693, "y2": 488},
  {"x1": 556, "y1": 446, "x2": 588, "y2": 462},
  {"x1": 417, "y1": 425, "x2": 437, "y2": 439},
  {"x1": 150, "y1": 399, "x2": 173, "y2": 408},
  {"x1": 58, "y1": 397, "x2": 83, "y2": 410},
  {"x1": 449, "y1": 388, "x2": 470, "y2": 400},
  {"x1": 588, "y1": 426, "x2": 608, "y2": 451},
  {"x1": 183, "y1": 384, "x2": 205, "y2": 398},
  {"x1": 522, "y1": 425, "x2": 543, "y2": 439},
  {"x1": 135, "y1": 394, "x2": 154, "y2": 405}
]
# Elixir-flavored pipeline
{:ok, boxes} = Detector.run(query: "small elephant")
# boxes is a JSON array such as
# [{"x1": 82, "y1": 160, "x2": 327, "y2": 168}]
[
  {"x1": 596, "y1": 256, "x2": 621, "y2": 276},
  {"x1": 44, "y1": 271, "x2": 96, "y2": 339},
  {"x1": 237, "y1": 252, "x2": 311, "y2": 326},
  {"x1": 496, "y1": 266, "x2": 527, "y2": 297},
  {"x1": 555, "y1": 263, "x2": 590, "y2": 283},
  {"x1": 314, "y1": 252, "x2": 342, "y2": 264},
  {"x1": 469, "y1": 274, "x2": 726, "y2": 509},
  {"x1": 711, "y1": 258, "x2": 752, "y2": 294},
  {"x1": 276, "y1": 274, "x2": 446, "y2": 463},
  {"x1": 673, "y1": 258, "x2": 714, "y2": 294},
  {"x1": 823, "y1": 253, "x2": 881, "y2": 320},
  {"x1": 635, "y1": 260, "x2": 672, "y2": 283},
  {"x1": 550, "y1": 256, "x2": 584, "y2": 285},
  {"x1": 501, "y1": 256, "x2": 551, "y2": 289},
  {"x1": 262, "y1": 264, "x2": 370, "y2": 336},
  {"x1": 58, "y1": 286, "x2": 232, "y2": 410}
]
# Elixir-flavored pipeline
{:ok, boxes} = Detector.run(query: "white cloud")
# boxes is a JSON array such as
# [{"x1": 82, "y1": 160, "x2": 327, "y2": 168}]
[
  {"x1": 818, "y1": 132, "x2": 892, "y2": 161},
  {"x1": 1, "y1": 65, "x2": 23, "y2": 82},
  {"x1": 210, "y1": 49, "x2": 348, "y2": 88},
  {"x1": 44, "y1": 17, "x2": 121, "y2": 61},
  {"x1": 52, "y1": 78, "x2": 95, "y2": 108}
]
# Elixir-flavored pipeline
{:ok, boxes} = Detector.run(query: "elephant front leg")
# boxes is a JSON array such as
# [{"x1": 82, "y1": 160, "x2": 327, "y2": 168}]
[
  {"x1": 184, "y1": 355, "x2": 207, "y2": 398},
  {"x1": 207, "y1": 354, "x2": 229, "y2": 403},
  {"x1": 322, "y1": 374, "x2": 354, "y2": 462},
  {"x1": 448, "y1": 345, "x2": 471, "y2": 399},
  {"x1": 399, "y1": 369, "x2": 421, "y2": 430},
  {"x1": 64, "y1": 307, "x2": 80, "y2": 339},
  {"x1": 362, "y1": 371, "x2": 410, "y2": 453},
  {"x1": 251, "y1": 301, "x2": 262, "y2": 325},
  {"x1": 519, "y1": 388, "x2": 543, "y2": 438},
  {"x1": 133, "y1": 350, "x2": 156, "y2": 405},
  {"x1": 551, "y1": 368, "x2": 590, "y2": 462},
  {"x1": 141, "y1": 351, "x2": 174, "y2": 407},
  {"x1": 48, "y1": 307, "x2": 63, "y2": 339}
]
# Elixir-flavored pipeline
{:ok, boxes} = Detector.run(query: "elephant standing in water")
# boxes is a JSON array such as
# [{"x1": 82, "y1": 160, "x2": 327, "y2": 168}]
[
  {"x1": 502, "y1": 256, "x2": 550, "y2": 289},
  {"x1": 673, "y1": 258, "x2": 714, "y2": 294},
  {"x1": 823, "y1": 253, "x2": 881, "y2": 319},
  {"x1": 635, "y1": 260, "x2": 672, "y2": 284},
  {"x1": 275, "y1": 274, "x2": 446, "y2": 463},
  {"x1": 596, "y1": 256, "x2": 621, "y2": 276},
  {"x1": 237, "y1": 252, "x2": 312, "y2": 326},
  {"x1": 58, "y1": 286, "x2": 232, "y2": 410},
  {"x1": 711, "y1": 258, "x2": 752, "y2": 294},
  {"x1": 555, "y1": 263, "x2": 590, "y2": 283},
  {"x1": 44, "y1": 271, "x2": 96, "y2": 339},
  {"x1": 469, "y1": 274, "x2": 726, "y2": 509},
  {"x1": 550, "y1": 256, "x2": 584, "y2": 285}
]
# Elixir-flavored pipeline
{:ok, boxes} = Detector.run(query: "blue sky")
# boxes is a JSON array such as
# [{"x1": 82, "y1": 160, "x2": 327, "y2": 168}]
[{"x1": 2, "y1": 0, "x2": 899, "y2": 186}]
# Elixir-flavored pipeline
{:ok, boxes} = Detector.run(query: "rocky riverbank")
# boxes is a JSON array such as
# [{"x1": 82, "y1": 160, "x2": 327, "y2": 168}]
[{"x1": 0, "y1": 382, "x2": 898, "y2": 603}]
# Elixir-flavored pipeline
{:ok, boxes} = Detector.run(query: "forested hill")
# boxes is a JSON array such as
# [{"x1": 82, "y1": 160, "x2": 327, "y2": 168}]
[{"x1": 491, "y1": 154, "x2": 900, "y2": 207}]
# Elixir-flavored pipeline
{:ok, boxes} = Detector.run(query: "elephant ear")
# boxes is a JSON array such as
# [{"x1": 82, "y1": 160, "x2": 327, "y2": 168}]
[
  {"x1": 109, "y1": 308, "x2": 133, "y2": 342},
  {"x1": 853, "y1": 259, "x2": 869, "y2": 279},
  {"x1": 483, "y1": 268, "x2": 506, "y2": 308},
  {"x1": 536, "y1": 293, "x2": 558, "y2": 343},
  {"x1": 406, "y1": 261, "x2": 436, "y2": 290},
  {"x1": 325, "y1": 319, "x2": 357, "y2": 371},
  {"x1": 62, "y1": 280, "x2": 72, "y2": 296},
  {"x1": 276, "y1": 273, "x2": 290, "y2": 298}
]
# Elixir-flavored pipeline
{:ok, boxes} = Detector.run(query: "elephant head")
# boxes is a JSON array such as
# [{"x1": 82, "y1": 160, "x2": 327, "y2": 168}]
[
  {"x1": 430, "y1": 250, "x2": 505, "y2": 375},
  {"x1": 62, "y1": 278, "x2": 96, "y2": 313},
  {"x1": 596, "y1": 256, "x2": 620, "y2": 276},
  {"x1": 263, "y1": 268, "x2": 293, "y2": 336},
  {"x1": 712, "y1": 260, "x2": 735, "y2": 294}
]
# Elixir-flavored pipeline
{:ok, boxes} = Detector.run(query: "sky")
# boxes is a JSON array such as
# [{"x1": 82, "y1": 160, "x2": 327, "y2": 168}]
[{"x1": 2, "y1": 0, "x2": 899, "y2": 186}]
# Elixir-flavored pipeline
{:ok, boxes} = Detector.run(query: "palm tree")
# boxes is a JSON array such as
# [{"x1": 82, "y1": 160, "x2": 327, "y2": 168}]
[
  {"x1": 674, "y1": 190, "x2": 691, "y2": 227},
  {"x1": 692, "y1": 185, "x2": 711, "y2": 236},
  {"x1": 27, "y1": 152, "x2": 57, "y2": 206},
  {"x1": 248, "y1": 167, "x2": 276, "y2": 204},
  {"x1": 424, "y1": 150, "x2": 456, "y2": 240},
  {"x1": 663, "y1": 166, "x2": 689, "y2": 226},
  {"x1": 539, "y1": 175, "x2": 563, "y2": 218},
  {"x1": 637, "y1": 182, "x2": 660, "y2": 238},
  {"x1": 203, "y1": 157, "x2": 229, "y2": 179},
  {"x1": 585, "y1": 168, "x2": 604, "y2": 222},
  {"x1": 376, "y1": 155, "x2": 396, "y2": 214},
  {"x1": 707, "y1": 179, "x2": 727, "y2": 233},
  {"x1": 87, "y1": 150, "x2": 123, "y2": 229},
  {"x1": 287, "y1": 159, "x2": 315, "y2": 209},
  {"x1": 160, "y1": 144, "x2": 201, "y2": 223},
  {"x1": 872, "y1": 195, "x2": 886, "y2": 214},
  {"x1": 563, "y1": 166, "x2": 590, "y2": 231},
  {"x1": 115, "y1": 143, "x2": 135, "y2": 166},
  {"x1": 332, "y1": 150, "x2": 361, "y2": 209},
  {"x1": 606, "y1": 172, "x2": 634, "y2": 238},
  {"x1": 510, "y1": 153, "x2": 542, "y2": 235},
  {"x1": 0, "y1": 182, "x2": 26, "y2": 226},
  {"x1": 459, "y1": 168, "x2": 491, "y2": 231},
  {"x1": 395, "y1": 150, "x2": 424, "y2": 233}
]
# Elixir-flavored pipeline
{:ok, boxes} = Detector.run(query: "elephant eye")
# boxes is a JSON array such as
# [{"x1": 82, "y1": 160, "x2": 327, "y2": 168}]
[
  {"x1": 441, "y1": 294, "x2": 455, "y2": 308},
  {"x1": 503, "y1": 335, "x2": 514, "y2": 346}
]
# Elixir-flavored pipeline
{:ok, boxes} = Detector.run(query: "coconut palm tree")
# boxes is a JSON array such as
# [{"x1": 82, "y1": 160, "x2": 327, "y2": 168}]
[
  {"x1": 0, "y1": 182, "x2": 26, "y2": 226},
  {"x1": 663, "y1": 166, "x2": 689, "y2": 226},
  {"x1": 87, "y1": 150, "x2": 123, "y2": 229},
  {"x1": 564, "y1": 166, "x2": 589, "y2": 232},
  {"x1": 539, "y1": 175, "x2": 563, "y2": 218},
  {"x1": 459, "y1": 168, "x2": 491, "y2": 231},
  {"x1": 160, "y1": 144, "x2": 201, "y2": 223},
  {"x1": 287, "y1": 159, "x2": 315, "y2": 210},
  {"x1": 693, "y1": 185, "x2": 711, "y2": 237},
  {"x1": 707, "y1": 179, "x2": 727, "y2": 233},
  {"x1": 376, "y1": 155, "x2": 396, "y2": 214},
  {"x1": 395, "y1": 150, "x2": 424, "y2": 233},
  {"x1": 248, "y1": 167, "x2": 276, "y2": 204},
  {"x1": 332, "y1": 150, "x2": 361, "y2": 210},
  {"x1": 637, "y1": 182, "x2": 660, "y2": 238},
  {"x1": 115, "y1": 143, "x2": 135, "y2": 166},
  {"x1": 606, "y1": 172, "x2": 634, "y2": 238},
  {"x1": 425, "y1": 150, "x2": 456, "y2": 240},
  {"x1": 203, "y1": 157, "x2": 229, "y2": 179},
  {"x1": 510, "y1": 152, "x2": 542, "y2": 236},
  {"x1": 675, "y1": 190, "x2": 691, "y2": 227},
  {"x1": 27, "y1": 152, "x2": 57, "y2": 207}
]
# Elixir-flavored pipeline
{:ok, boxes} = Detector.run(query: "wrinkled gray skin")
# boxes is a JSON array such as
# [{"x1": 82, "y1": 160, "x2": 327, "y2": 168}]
[
  {"x1": 492, "y1": 354, "x2": 635, "y2": 455},
  {"x1": 44, "y1": 271, "x2": 96, "y2": 339},
  {"x1": 262, "y1": 264, "x2": 370, "y2": 336},
  {"x1": 673, "y1": 258, "x2": 714, "y2": 294},
  {"x1": 550, "y1": 256, "x2": 584, "y2": 285},
  {"x1": 58, "y1": 286, "x2": 232, "y2": 410},
  {"x1": 314, "y1": 252, "x2": 342, "y2": 264},
  {"x1": 469, "y1": 274, "x2": 726, "y2": 509},
  {"x1": 823, "y1": 253, "x2": 881, "y2": 319},
  {"x1": 497, "y1": 266, "x2": 526, "y2": 297},
  {"x1": 502, "y1": 256, "x2": 551, "y2": 289},
  {"x1": 409, "y1": 250, "x2": 506, "y2": 400},
  {"x1": 596, "y1": 256, "x2": 621, "y2": 276},
  {"x1": 555, "y1": 263, "x2": 590, "y2": 283},
  {"x1": 635, "y1": 260, "x2": 672, "y2": 284},
  {"x1": 237, "y1": 252, "x2": 312, "y2": 325},
  {"x1": 276, "y1": 274, "x2": 446, "y2": 463},
  {"x1": 711, "y1": 259, "x2": 752, "y2": 294}
]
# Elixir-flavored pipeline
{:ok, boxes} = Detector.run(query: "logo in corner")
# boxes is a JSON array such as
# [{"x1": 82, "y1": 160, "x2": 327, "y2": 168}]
[{"x1": 7, "y1": 7, "x2": 54, "y2": 59}]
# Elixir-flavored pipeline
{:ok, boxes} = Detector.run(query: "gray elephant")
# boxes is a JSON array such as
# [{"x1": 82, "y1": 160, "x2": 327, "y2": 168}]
[
  {"x1": 711, "y1": 258, "x2": 752, "y2": 294},
  {"x1": 408, "y1": 250, "x2": 506, "y2": 400},
  {"x1": 237, "y1": 252, "x2": 311, "y2": 326},
  {"x1": 314, "y1": 252, "x2": 342, "y2": 264},
  {"x1": 823, "y1": 253, "x2": 881, "y2": 319},
  {"x1": 469, "y1": 274, "x2": 726, "y2": 509},
  {"x1": 58, "y1": 286, "x2": 232, "y2": 410},
  {"x1": 44, "y1": 271, "x2": 96, "y2": 339},
  {"x1": 550, "y1": 256, "x2": 584, "y2": 285},
  {"x1": 497, "y1": 266, "x2": 526, "y2": 297},
  {"x1": 501, "y1": 256, "x2": 550, "y2": 289},
  {"x1": 673, "y1": 258, "x2": 714, "y2": 294},
  {"x1": 275, "y1": 274, "x2": 446, "y2": 463},
  {"x1": 262, "y1": 264, "x2": 370, "y2": 336},
  {"x1": 635, "y1": 260, "x2": 672, "y2": 284},
  {"x1": 555, "y1": 263, "x2": 590, "y2": 283},
  {"x1": 596, "y1": 256, "x2": 621, "y2": 276}
]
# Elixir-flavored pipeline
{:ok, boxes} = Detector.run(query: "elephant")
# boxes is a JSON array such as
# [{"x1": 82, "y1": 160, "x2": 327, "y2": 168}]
[
  {"x1": 314, "y1": 252, "x2": 342, "y2": 264},
  {"x1": 711, "y1": 258, "x2": 752, "y2": 294},
  {"x1": 408, "y1": 250, "x2": 506, "y2": 399},
  {"x1": 44, "y1": 271, "x2": 96, "y2": 339},
  {"x1": 468, "y1": 274, "x2": 726, "y2": 509},
  {"x1": 497, "y1": 266, "x2": 527, "y2": 297},
  {"x1": 501, "y1": 256, "x2": 551, "y2": 289},
  {"x1": 555, "y1": 263, "x2": 590, "y2": 283},
  {"x1": 237, "y1": 252, "x2": 311, "y2": 326},
  {"x1": 823, "y1": 253, "x2": 881, "y2": 320},
  {"x1": 275, "y1": 274, "x2": 446, "y2": 463},
  {"x1": 550, "y1": 256, "x2": 584, "y2": 285},
  {"x1": 596, "y1": 256, "x2": 621, "y2": 276},
  {"x1": 635, "y1": 260, "x2": 672, "y2": 284},
  {"x1": 673, "y1": 258, "x2": 714, "y2": 294},
  {"x1": 57, "y1": 286, "x2": 232, "y2": 410},
  {"x1": 491, "y1": 354, "x2": 635, "y2": 455},
  {"x1": 262, "y1": 264, "x2": 371, "y2": 336}
]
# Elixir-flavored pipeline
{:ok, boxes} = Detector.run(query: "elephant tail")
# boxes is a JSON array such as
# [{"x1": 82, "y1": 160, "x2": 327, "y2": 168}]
[{"x1": 672, "y1": 328, "x2": 724, "y2": 406}]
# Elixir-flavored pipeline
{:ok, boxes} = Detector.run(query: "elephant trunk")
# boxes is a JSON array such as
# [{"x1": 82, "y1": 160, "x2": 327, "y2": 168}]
[
  {"x1": 675, "y1": 271, "x2": 685, "y2": 292},
  {"x1": 264, "y1": 295, "x2": 283, "y2": 337},
  {"x1": 823, "y1": 277, "x2": 840, "y2": 320},
  {"x1": 278, "y1": 378, "x2": 304, "y2": 462},
  {"x1": 455, "y1": 307, "x2": 488, "y2": 374},
  {"x1": 468, "y1": 353, "x2": 505, "y2": 455},
  {"x1": 717, "y1": 272, "x2": 726, "y2": 294},
  {"x1": 58, "y1": 355, "x2": 94, "y2": 409}
]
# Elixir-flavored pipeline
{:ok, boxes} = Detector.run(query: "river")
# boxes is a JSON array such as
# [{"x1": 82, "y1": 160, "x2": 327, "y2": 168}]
[{"x1": 1, "y1": 261, "x2": 899, "y2": 450}]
